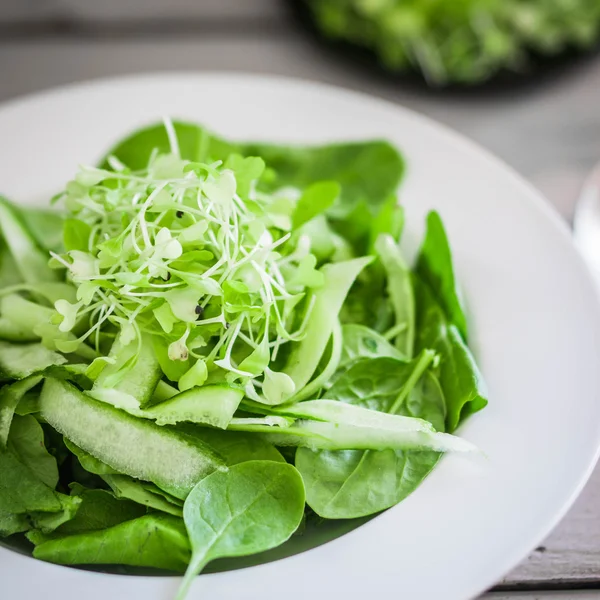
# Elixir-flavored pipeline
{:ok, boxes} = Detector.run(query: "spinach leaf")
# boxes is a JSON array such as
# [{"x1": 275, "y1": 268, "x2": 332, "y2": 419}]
[
  {"x1": 0, "y1": 449, "x2": 63, "y2": 516},
  {"x1": 339, "y1": 250, "x2": 399, "y2": 335},
  {"x1": 65, "y1": 484, "x2": 145, "y2": 531},
  {"x1": 177, "y1": 461, "x2": 305, "y2": 599},
  {"x1": 329, "y1": 199, "x2": 373, "y2": 254},
  {"x1": 13, "y1": 391, "x2": 41, "y2": 416},
  {"x1": 29, "y1": 493, "x2": 82, "y2": 533},
  {"x1": 101, "y1": 121, "x2": 237, "y2": 171},
  {"x1": 102, "y1": 475, "x2": 183, "y2": 517},
  {"x1": 340, "y1": 280, "x2": 392, "y2": 332},
  {"x1": 0, "y1": 375, "x2": 43, "y2": 447},
  {"x1": 245, "y1": 139, "x2": 404, "y2": 217},
  {"x1": 104, "y1": 121, "x2": 404, "y2": 219},
  {"x1": 7, "y1": 415, "x2": 59, "y2": 488},
  {"x1": 416, "y1": 211, "x2": 468, "y2": 340},
  {"x1": 138, "y1": 481, "x2": 184, "y2": 506},
  {"x1": 292, "y1": 181, "x2": 340, "y2": 230},
  {"x1": 295, "y1": 354, "x2": 444, "y2": 519},
  {"x1": 414, "y1": 274, "x2": 487, "y2": 432},
  {"x1": 328, "y1": 354, "x2": 433, "y2": 413},
  {"x1": 0, "y1": 446, "x2": 80, "y2": 535},
  {"x1": 0, "y1": 511, "x2": 29, "y2": 536},
  {"x1": 32, "y1": 514, "x2": 191, "y2": 572},
  {"x1": 368, "y1": 197, "x2": 404, "y2": 253},
  {"x1": 28, "y1": 486, "x2": 145, "y2": 544},
  {"x1": 339, "y1": 324, "x2": 405, "y2": 369}
]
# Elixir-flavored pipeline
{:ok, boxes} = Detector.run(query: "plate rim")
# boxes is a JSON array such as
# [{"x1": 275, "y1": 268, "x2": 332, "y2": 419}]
[{"x1": 1, "y1": 71, "x2": 600, "y2": 600}]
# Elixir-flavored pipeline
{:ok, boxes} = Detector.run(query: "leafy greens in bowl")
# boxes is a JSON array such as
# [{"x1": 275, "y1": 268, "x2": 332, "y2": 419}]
[{"x1": 0, "y1": 120, "x2": 487, "y2": 598}]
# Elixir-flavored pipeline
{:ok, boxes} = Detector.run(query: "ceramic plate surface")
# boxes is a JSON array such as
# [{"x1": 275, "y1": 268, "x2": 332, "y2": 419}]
[{"x1": 1, "y1": 73, "x2": 600, "y2": 600}]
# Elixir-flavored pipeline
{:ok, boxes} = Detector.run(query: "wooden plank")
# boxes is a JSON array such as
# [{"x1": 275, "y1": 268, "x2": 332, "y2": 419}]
[
  {"x1": 1, "y1": 1, "x2": 57, "y2": 21},
  {"x1": 484, "y1": 594, "x2": 600, "y2": 600},
  {"x1": 0, "y1": 0, "x2": 284, "y2": 22},
  {"x1": 1, "y1": 36, "x2": 600, "y2": 588},
  {"x1": 503, "y1": 462, "x2": 600, "y2": 586}
]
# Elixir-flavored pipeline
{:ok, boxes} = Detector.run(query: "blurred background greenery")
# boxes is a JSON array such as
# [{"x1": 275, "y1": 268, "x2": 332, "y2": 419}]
[{"x1": 300, "y1": 0, "x2": 600, "y2": 86}]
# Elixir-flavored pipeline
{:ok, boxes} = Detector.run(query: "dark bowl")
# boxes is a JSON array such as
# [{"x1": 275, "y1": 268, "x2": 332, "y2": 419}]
[{"x1": 287, "y1": 0, "x2": 600, "y2": 97}]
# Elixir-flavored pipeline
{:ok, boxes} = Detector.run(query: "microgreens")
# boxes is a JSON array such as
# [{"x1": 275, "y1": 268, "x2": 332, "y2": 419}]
[{"x1": 49, "y1": 121, "x2": 321, "y2": 392}]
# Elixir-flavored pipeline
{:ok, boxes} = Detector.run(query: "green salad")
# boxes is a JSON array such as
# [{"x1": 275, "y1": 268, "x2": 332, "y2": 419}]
[
  {"x1": 0, "y1": 120, "x2": 487, "y2": 598},
  {"x1": 304, "y1": 0, "x2": 600, "y2": 85}
]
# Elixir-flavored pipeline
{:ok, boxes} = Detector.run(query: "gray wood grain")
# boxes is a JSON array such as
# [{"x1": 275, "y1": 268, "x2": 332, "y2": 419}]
[
  {"x1": 0, "y1": 0, "x2": 283, "y2": 22},
  {"x1": 485, "y1": 594, "x2": 600, "y2": 600},
  {"x1": 1, "y1": 27, "x2": 600, "y2": 597},
  {"x1": 504, "y1": 462, "x2": 600, "y2": 586}
]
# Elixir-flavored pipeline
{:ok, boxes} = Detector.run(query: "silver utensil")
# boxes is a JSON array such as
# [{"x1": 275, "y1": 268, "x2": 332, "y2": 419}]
[{"x1": 573, "y1": 162, "x2": 600, "y2": 285}]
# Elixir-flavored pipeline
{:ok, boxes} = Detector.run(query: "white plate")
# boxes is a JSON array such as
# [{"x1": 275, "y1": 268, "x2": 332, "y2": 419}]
[{"x1": 2, "y1": 73, "x2": 600, "y2": 600}]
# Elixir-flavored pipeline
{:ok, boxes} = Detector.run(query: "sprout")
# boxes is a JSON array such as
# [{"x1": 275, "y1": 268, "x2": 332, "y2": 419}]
[
  {"x1": 54, "y1": 299, "x2": 81, "y2": 333},
  {"x1": 51, "y1": 126, "x2": 322, "y2": 386},
  {"x1": 165, "y1": 288, "x2": 202, "y2": 323},
  {"x1": 262, "y1": 368, "x2": 296, "y2": 405},
  {"x1": 168, "y1": 329, "x2": 190, "y2": 361},
  {"x1": 67, "y1": 251, "x2": 97, "y2": 280},
  {"x1": 118, "y1": 320, "x2": 137, "y2": 346},
  {"x1": 203, "y1": 170, "x2": 237, "y2": 215},
  {"x1": 147, "y1": 228, "x2": 183, "y2": 278},
  {"x1": 77, "y1": 281, "x2": 99, "y2": 305},
  {"x1": 154, "y1": 302, "x2": 178, "y2": 333},
  {"x1": 178, "y1": 221, "x2": 208, "y2": 244},
  {"x1": 178, "y1": 359, "x2": 208, "y2": 391}
]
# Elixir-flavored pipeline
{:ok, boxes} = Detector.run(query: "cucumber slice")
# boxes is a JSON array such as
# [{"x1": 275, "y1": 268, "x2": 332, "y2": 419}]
[
  {"x1": 232, "y1": 419, "x2": 477, "y2": 453},
  {"x1": 0, "y1": 196, "x2": 59, "y2": 283},
  {"x1": 65, "y1": 439, "x2": 184, "y2": 516},
  {"x1": 0, "y1": 341, "x2": 66, "y2": 379},
  {"x1": 18, "y1": 206, "x2": 64, "y2": 253},
  {"x1": 0, "y1": 318, "x2": 39, "y2": 343},
  {"x1": 138, "y1": 385, "x2": 243, "y2": 428},
  {"x1": 40, "y1": 378, "x2": 224, "y2": 499},
  {"x1": 63, "y1": 437, "x2": 118, "y2": 475},
  {"x1": 0, "y1": 243, "x2": 23, "y2": 288},
  {"x1": 91, "y1": 384, "x2": 242, "y2": 429},
  {"x1": 0, "y1": 294, "x2": 54, "y2": 342},
  {"x1": 91, "y1": 333, "x2": 161, "y2": 408},
  {"x1": 283, "y1": 256, "x2": 372, "y2": 395},
  {"x1": 0, "y1": 295, "x2": 92, "y2": 351}
]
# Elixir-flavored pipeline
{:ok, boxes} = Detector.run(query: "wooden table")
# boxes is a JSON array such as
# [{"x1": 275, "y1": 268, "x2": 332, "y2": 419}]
[{"x1": 2, "y1": 1, "x2": 600, "y2": 597}]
